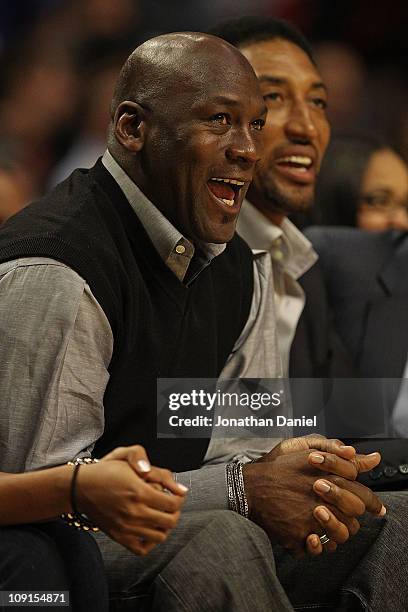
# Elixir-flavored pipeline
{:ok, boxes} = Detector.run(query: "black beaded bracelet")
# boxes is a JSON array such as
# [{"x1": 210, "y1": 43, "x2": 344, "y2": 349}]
[
  {"x1": 70, "y1": 463, "x2": 82, "y2": 515},
  {"x1": 61, "y1": 458, "x2": 100, "y2": 532}
]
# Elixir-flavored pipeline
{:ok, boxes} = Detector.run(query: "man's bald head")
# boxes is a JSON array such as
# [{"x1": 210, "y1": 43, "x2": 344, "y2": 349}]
[
  {"x1": 107, "y1": 31, "x2": 266, "y2": 246},
  {"x1": 110, "y1": 32, "x2": 256, "y2": 119}
]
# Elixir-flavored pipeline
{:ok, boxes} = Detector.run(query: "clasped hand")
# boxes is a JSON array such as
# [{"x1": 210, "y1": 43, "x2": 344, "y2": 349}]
[
  {"x1": 75, "y1": 445, "x2": 187, "y2": 556},
  {"x1": 243, "y1": 435, "x2": 385, "y2": 557}
]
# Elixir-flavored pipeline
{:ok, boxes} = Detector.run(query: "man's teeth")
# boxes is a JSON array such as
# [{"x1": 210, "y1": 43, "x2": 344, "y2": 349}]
[
  {"x1": 221, "y1": 198, "x2": 234, "y2": 207},
  {"x1": 211, "y1": 177, "x2": 245, "y2": 186},
  {"x1": 277, "y1": 156, "x2": 312, "y2": 167}
]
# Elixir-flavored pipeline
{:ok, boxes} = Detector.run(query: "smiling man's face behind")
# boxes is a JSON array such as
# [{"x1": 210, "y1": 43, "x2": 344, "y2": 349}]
[{"x1": 240, "y1": 37, "x2": 331, "y2": 221}]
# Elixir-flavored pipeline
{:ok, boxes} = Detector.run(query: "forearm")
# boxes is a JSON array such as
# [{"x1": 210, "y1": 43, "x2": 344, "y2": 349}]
[
  {"x1": 174, "y1": 464, "x2": 228, "y2": 511},
  {"x1": 0, "y1": 466, "x2": 73, "y2": 525}
]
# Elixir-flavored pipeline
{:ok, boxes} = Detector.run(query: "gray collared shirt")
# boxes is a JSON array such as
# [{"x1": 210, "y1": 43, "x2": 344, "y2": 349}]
[
  {"x1": 0, "y1": 152, "x2": 281, "y2": 512},
  {"x1": 102, "y1": 151, "x2": 225, "y2": 283},
  {"x1": 237, "y1": 200, "x2": 317, "y2": 376}
]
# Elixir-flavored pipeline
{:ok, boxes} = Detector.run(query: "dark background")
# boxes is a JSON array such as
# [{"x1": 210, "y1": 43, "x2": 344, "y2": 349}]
[{"x1": 0, "y1": 0, "x2": 406, "y2": 211}]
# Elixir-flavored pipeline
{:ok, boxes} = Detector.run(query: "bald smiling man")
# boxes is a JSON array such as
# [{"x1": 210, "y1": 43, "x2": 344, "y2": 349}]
[{"x1": 0, "y1": 32, "x2": 407, "y2": 611}]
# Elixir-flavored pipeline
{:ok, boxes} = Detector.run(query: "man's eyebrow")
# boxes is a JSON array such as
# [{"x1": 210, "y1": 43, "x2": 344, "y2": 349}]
[
  {"x1": 258, "y1": 75, "x2": 328, "y2": 93},
  {"x1": 205, "y1": 96, "x2": 245, "y2": 107},
  {"x1": 195, "y1": 95, "x2": 268, "y2": 115},
  {"x1": 310, "y1": 81, "x2": 328, "y2": 93},
  {"x1": 211, "y1": 96, "x2": 240, "y2": 106}
]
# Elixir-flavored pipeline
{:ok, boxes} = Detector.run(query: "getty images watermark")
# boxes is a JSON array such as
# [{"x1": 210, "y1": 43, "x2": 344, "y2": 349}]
[
  {"x1": 167, "y1": 387, "x2": 295, "y2": 427},
  {"x1": 157, "y1": 378, "x2": 321, "y2": 438},
  {"x1": 157, "y1": 378, "x2": 401, "y2": 439}
]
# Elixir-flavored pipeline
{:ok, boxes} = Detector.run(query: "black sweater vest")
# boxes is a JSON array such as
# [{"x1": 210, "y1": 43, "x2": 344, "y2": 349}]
[{"x1": 0, "y1": 161, "x2": 253, "y2": 471}]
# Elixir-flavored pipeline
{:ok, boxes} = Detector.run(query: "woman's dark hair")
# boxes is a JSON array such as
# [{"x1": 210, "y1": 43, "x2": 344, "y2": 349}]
[{"x1": 314, "y1": 134, "x2": 386, "y2": 226}]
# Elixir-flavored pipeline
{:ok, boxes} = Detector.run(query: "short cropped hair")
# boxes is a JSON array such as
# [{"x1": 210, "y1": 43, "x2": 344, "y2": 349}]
[{"x1": 209, "y1": 15, "x2": 315, "y2": 65}]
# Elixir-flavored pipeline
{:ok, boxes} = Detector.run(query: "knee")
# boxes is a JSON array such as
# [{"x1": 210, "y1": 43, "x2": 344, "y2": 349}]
[{"x1": 207, "y1": 510, "x2": 273, "y2": 562}]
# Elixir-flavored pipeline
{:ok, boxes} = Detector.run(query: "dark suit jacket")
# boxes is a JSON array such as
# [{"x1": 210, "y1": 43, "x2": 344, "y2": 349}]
[
  {"x1": 289, "y1": 259, "x2": 353, "y2": 379},
  {"x1": 287, "y1": 258, "x2": 355, "y2": 438},
  {"x1": 305, "y1": 227, "x2": 408, "y2": 378},
  {"x1": 305, "y1": 227, "x2": 408, "y2": 489}
]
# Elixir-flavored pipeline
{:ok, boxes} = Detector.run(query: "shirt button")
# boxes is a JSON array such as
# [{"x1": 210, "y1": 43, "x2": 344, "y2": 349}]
[
  {"x1": 272, "y1": 249, "x2": 283, "y2": 261},
  {"x1": 275, "y1": 238, "x2": 282, "y2": 246},
  {"x1": 175, "y1": 244, "x2": 186, "y2": 254}
]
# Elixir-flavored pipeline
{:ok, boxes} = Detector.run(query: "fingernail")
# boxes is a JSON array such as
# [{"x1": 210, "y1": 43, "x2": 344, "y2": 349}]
[
  {"x1": 177, "y1": 483, "x2": 189, "y2": 492},
  {"x1": 136, "y1": 459, "x2": 151, "y2": 473},
  {"x1": 368, "y1": 452, "x2": 380, "y2": 457},
  {"x1": 315, "y1": 507, "x2": 330, "y2": 522},
  {"x1": 315, "y1": 480, "x2": 331, "y2": 493},
  {"x1": 379, "y1": 505, "x2": 386, "y2": 516},
  {"x1": 339, "y1": 445, "x2": 354, "y2": 451},
  {"x1": 311, "y1": 535, "x2": 319, "y2": 548},
  {"x1": 310, "y1": 453, "x2": 325, "y2": 464}
]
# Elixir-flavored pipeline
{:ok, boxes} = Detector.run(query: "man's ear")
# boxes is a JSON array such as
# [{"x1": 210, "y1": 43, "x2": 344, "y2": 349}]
[{"x1": 114, "y1": 101, "x2": 147, "y2": 153}]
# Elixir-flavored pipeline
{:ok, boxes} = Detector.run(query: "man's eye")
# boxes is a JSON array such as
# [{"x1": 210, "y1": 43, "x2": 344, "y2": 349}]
[
  {"x1": 312, "y1": 98, "x2": 328, "y2": 110},
  {"x1": 263, "y1": 92, "x2": 283, "y2": 103},
  {"x1": 252, "y1": 119, "x2": 265, "y2": 131},
  {"x1": 209, "y1": 113, "x2": 229, "y2": 125}
]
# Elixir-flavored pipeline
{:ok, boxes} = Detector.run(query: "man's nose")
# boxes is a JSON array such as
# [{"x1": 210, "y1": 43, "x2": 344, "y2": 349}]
[
  {"x1": 226, "y1": 128, "x2": 261, "y2": 166},
  {"x1": 285, "y1": 100, "x2": 317, "y2": 143}
]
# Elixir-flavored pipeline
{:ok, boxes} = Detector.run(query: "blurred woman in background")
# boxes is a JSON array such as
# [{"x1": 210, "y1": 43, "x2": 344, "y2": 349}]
[{"x1": 314, "y1": 135, "x2": 408, "y2": 231}]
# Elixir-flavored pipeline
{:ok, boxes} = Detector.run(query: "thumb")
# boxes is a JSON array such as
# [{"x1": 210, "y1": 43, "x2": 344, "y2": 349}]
[{"x1": 355, "y1": 452, "x2": 381, "y2": 473}]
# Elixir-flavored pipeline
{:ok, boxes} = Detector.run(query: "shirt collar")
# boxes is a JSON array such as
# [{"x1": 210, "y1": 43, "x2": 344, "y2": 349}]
[
  {"x1": 101, "y1": 150, "x2": 225, "y2": 282},
  {"x1": 237, "y1": 199, "x2": 317, "y2": 279}
]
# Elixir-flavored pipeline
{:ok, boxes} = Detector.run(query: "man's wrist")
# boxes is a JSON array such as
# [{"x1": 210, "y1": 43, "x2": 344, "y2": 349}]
[{"x1": 226, "y1": 462, "x2": 249, "y2": 518}]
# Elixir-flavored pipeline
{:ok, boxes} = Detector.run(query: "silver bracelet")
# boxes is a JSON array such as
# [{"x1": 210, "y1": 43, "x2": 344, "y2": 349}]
[{"x1": 226, "y1": 462, "x2": 249, "y2": 519}]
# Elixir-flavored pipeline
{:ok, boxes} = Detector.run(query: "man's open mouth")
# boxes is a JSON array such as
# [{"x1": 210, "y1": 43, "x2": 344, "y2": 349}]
[
  {"x1": 207, "y1": 177, "x2": 245, "y2": 207},
  {"x1": 275, "y1": 155, "x2": 313, "y2": 173},
  {"x1": 274, "y1": 155, "x2": 315, "y2": 184}
]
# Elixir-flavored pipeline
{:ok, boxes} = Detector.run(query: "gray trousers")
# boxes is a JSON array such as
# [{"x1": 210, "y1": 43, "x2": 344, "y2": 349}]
[
  {"x1": 95, "y1": 510, "x2": 292, "y2": 611},
  {"x1": 95, "y1": 492, "x2": 408, "y2": 612}
]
